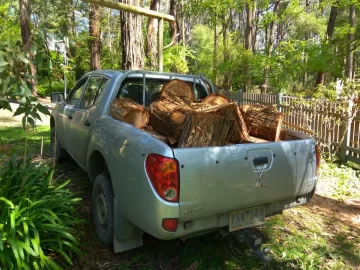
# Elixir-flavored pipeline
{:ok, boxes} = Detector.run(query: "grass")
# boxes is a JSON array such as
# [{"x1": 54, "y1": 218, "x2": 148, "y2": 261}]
[{"x1": 0, "y1": 125, "x2": 359, "y2": 269}]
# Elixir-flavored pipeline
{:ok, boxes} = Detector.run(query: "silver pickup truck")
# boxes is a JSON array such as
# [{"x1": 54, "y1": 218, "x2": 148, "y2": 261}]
[{"x1": 50, "y1": 70, "x2": 319, "y2": 253}]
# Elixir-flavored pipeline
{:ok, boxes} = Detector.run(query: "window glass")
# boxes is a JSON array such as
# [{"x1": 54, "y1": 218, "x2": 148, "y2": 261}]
[
  {"x1": 116, "y1": 77, "x2": 209, "y2": 106},
  {"x1": 67, "y1": 78, "x2": 88, "y2": 107},
  {"x1": 82, "y1": 77, "x2": 106, "y2": 108}
]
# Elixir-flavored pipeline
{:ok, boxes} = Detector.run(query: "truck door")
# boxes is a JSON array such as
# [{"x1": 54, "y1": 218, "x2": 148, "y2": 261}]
[
  {"x1": 67, "y1": 76, "x2": 108, "y2": 167},
  {"x1": 55, "y1": 76, "x2": 89, "y2": 150}
]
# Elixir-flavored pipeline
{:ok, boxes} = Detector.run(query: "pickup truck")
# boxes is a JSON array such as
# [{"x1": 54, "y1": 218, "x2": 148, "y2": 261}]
[{"x1": 50, "y1": 70, "x2": 319, "y2": 253}]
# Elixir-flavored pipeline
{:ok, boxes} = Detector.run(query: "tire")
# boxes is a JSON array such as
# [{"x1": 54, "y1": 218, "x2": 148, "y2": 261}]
[
  {"x1": 92, "y1": 173, "x2": 115, "y2": 247},
  {"x1": 50, "y1": 128, "x2": 66, "y2": 163}
]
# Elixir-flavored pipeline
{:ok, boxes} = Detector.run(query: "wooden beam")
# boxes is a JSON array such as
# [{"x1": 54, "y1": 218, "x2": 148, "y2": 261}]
[
  {"x1": 158, "y1": 18, "x2": 164, "y2": 72},
  {"x1": 82, "y1": 0, "x2": 175, "y2": 21}
]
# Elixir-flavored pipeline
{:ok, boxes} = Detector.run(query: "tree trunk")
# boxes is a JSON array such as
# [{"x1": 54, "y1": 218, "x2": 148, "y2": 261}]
[
  {"x1": 89, "y1": 4, "x2": 101, "y2": 70},
  {"x1": 213, "y1": 24, "x2": 218, "y2": 84},
  {"x1": 345, "y1": 4, "x2": 355, "y2": 80},
  {"x1": 169, "y1": 0, "x2": 178, "y2": 46},
  {"x1": 19, "y1": 0, "x2": 37, "y2": 95},
  {"x1": 316, "y1": 5, "x2": 338, "y2": 86},
  {"x1": 245, "y1": 2, "x2": 255, "y2": 91},
  {"x1": 160, "y1": 79, "x2": 195, "y2": 105},
  {"x1": 222, "y1": 12, "x2": 230, "y2": 90},
  {"x1": 145, "y1": 0, "x2": 159, "y2": 69},
  {"x1": 119, "y1": 0, "x2": 144, "y2": 70},
  {"x1": 261, "y1": 0, "x2": 280, "y2": 94}
]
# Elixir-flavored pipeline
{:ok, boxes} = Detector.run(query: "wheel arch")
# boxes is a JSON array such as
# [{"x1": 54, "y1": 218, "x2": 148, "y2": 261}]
[{"x1": 88, "y1": 150, "x2": 111, "y2": 183}]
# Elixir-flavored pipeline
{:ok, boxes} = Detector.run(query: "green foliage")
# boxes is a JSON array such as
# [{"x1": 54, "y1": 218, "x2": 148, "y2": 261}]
[
  {"x1": 0, "y1": 158, "x2": 82, "y2": 269},
  {"x1": 0, "y1": 31, "x2": 51, "y2": 127},
  {"x1": 163, "y1": 45, "x2": 195, "y2": 74},
  {"x1": 188, "y1": 25, "x2": 214, "y2": 79}
]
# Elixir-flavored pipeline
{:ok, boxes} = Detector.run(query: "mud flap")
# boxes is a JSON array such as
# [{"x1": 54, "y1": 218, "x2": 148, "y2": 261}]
[{"x1": 113, "y1": 198, "x2": 144, "y2": 253}]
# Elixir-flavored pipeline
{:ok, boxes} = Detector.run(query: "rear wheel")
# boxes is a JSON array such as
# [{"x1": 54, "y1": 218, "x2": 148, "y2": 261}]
[
  {"x1": 92, "y1": 173, "x2": 115, "y2": 247},
  {"x1": 50, "y1": 128, "x2": 66, "y2": 163}
]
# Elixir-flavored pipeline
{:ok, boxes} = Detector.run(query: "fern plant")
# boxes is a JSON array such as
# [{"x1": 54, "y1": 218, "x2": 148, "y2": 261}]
[{"x1": 0, "y1": 158, "x2": 82, "y2": 269}]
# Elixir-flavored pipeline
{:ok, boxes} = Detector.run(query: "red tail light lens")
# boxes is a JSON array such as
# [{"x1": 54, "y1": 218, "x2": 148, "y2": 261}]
[
  {"x1": 315, "y1": 144, "x2": 320, "y2": 175},
  {"x1": 145, "y1": 154, "x2": 179, "y2": 202},
  {"x1": 162, "y1": 218, "x2": 178, "y2": 232}
]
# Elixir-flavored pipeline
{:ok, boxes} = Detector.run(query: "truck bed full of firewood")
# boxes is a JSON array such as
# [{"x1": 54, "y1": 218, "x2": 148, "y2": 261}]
[{"x1": 110, "y1": 79, "x2": 287, "y2": 148}]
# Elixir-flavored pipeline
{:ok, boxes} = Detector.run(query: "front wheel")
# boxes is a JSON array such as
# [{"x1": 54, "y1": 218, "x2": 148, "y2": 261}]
[
  {"x1": 92, "y1": 173, "x2": 115, "y2": 247},
  {"x1": 50, "y1": 128, "x2": 66, "y2": 163}
]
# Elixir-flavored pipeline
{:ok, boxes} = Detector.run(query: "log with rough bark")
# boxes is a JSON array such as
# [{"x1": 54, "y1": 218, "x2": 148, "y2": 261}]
[
  {"x1": 110, "y1": 98, "x2": 150, "y2": 129},
  {"x1": 143, "y1": 126, "x2": 169, "y2": 144},
  {"x1": 239, "y1": 104, "x2": 284, "y2": 141},
  {"x1": 195, "y1": 103, "x2": 249, "y2": 143},
  {"x1": 149, "y1": 99, "x2": 191, "y2": 143},
  {"x1": 178, "y1": 111, "x2": 234, "y2": 148},
  {"x1": 201, "y1": 93, "x2": 230, "y2": 105},
  {"x1": 160, "y1": 79, "x2": 195, "y2": 105}
]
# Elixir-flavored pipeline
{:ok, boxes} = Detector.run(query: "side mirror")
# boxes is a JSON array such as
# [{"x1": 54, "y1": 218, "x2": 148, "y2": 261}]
[{"x1": 51, "y1": 92, "x2": 65, "y2": 104}]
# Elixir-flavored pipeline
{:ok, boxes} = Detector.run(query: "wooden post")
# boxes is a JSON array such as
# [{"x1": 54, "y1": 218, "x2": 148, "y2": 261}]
[
  {"x1": 238, "y1": 88, "x2": 243, "y2": 107},
  {"x1": 82, "y1": 0, "x2": 175, "y2": 21},
  {"x1": 276, "y1": 93, "x2": 283, "y2": 112},
  {"x1": 340, "y1": 101, "x2": 353, "y2": 162},
  {"x1": 158, "y1": 18, "x2": 164, "y2": 72}
]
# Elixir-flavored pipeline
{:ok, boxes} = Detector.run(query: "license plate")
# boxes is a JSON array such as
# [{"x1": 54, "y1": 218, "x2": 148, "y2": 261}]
[{"x1": 229, "y1": 205, "x2": 265, "y2": 232}]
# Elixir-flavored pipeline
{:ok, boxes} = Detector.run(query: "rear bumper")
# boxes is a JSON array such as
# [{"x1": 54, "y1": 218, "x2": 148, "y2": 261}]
[{"x1": 152, "y1": 192, "x2": 313, "y2": 240}]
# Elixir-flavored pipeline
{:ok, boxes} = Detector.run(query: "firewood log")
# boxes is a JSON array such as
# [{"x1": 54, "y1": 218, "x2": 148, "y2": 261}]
[
  {"x1": 239, "y1": 104, "x2": 283, "y2": 141},
  {"x1": 150, "y1": 99, "x2": 191, "y2": 143},
  {"x1": 194, "y1": 103, "x2": 249, "y2": 143},
  {"x1": 242, "y1": 136, "x2": 269, "y2": 143},
  {"x1": 201, "y1": 94, "x2": 230, "y2": 105},
  {"x1": 160, "y1": 79, "x2": 195, "y2": 106},
  {"x1": 143, "y1": 126, "x2": 169, "y2": 144},
  {"x1": 110, "y1": 98, "x2": 149, "y2": 129},
  {"x1": 178, "y1": 111, "x2": 234, "y2": 148}
]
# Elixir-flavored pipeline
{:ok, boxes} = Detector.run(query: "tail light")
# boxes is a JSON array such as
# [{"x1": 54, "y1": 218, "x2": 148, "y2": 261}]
[
  {"x1": 315, "y1": 144, "x2": 320, "y2": 175},
  {"x1": 145, "y1": 154, "x2": 179, "y2": 202}
]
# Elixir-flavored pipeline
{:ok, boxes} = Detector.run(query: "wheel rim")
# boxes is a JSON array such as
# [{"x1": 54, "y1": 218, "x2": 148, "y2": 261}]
[{"x1": 96, "y1": 191, "x2": 108, "y2": 233}]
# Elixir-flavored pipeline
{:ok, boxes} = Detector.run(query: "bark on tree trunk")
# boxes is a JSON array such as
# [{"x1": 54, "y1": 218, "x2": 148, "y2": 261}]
[
  {"x1": 345, "y1": 4, "x2": 355, "y2": 80},
  {"x1": 261, "y1": 0, "x2": 280, "y2": 94},
  {"x1": 169, "y1": 0, "x2": 178, "y2": 46},
  {"x1": 145, "y1": 0, "x2": 159, "y2": 69},
  {"x1": 316, "y1": 5, "x2": 338, "y2": 86},
  {"x1": 89, "y1": 4, "x2": 101, "y2": 70},
  {"x1": 245, "y1": 2, "x2": 255, "y2": 92},
  {"x1": 213, "y1": 24, "x2": 218, "y2": 84},
  {"x1": 19, "y1": 0, "x2": 37, "y2": 96},
  {"x1": 119, "y1": 0, "x2": 144, "y2": 70}
]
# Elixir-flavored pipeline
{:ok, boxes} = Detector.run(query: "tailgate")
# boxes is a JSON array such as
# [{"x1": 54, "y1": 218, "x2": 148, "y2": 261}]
[{"x1": 173, "y1": 139, "x2": 317, "y2": 221}]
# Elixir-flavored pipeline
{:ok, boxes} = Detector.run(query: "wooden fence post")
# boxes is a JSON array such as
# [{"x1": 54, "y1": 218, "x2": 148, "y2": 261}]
[
  {"x1": 238, "y1": 88, "x2": 243, "y2": 107},
  {"x1": 340, "y1": 101, "x2": 353, "y2": 163},
  {"x1": 276, "y1": 93, "x2": 283, "y2": 112}
]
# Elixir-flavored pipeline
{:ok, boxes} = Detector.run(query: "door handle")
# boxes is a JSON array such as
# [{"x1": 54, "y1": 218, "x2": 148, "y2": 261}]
[
  {"x1": 84, "y1": 120, "x2": 91, "y2": 127},
  {"x1": 68, "y1": 114, "x2": 73, "y2": 120},
  {"x1": 253, "y1": 157, "x2": 268, "y2": 166}
]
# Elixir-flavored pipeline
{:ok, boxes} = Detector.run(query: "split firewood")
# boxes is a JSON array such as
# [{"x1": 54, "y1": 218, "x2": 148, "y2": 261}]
[
  {"x1": 150, "y1": 99, "x2": 191, "y2": 143},
  {"x1": 240, "y1": 104, "x2": 284, "y2": 141},
  {"x1": 242, "y1": 136, "x2": 269, "y2": 144},
  {"x1": 194, "y1": 103, "x2": 249, "y2": 143},
  {"x1": 143, "y1": 126, "x2": 169, "y2": 144},
  {"x1": 160, "y1": 79, "x2": 195, "y2": 106},
  {"x1": 178, "y1": 111, "x2": 234, "y2": 148},
  {"x1": 110, "y1": 98, "x2": 150, "y2": 129},
  {"x1": 201, "y1": 94, "x2": 230, "y2": 105}
]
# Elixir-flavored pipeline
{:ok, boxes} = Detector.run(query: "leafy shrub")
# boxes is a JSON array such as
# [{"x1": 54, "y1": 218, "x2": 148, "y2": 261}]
[
  {"x1": 37, "y1": 80, "x2": 66, "y2": 97},
  {"x1": 0, "y1": 158, "x2": 82, "y2": 269}
]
